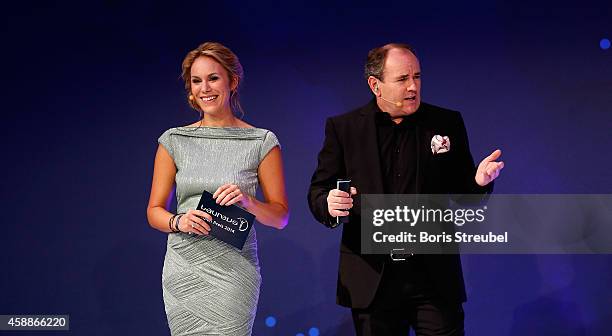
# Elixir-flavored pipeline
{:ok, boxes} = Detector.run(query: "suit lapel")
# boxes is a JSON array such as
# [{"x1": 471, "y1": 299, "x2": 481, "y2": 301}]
[
  {"x1": 415, "y1": 104, "x2": 434, "y2": 194},
  {"x1": 357, "y1": 101, "x2": 385, "y2": 194},
  {"x1": 416, "y1": 124, "x2": 432, "y2": 194}
]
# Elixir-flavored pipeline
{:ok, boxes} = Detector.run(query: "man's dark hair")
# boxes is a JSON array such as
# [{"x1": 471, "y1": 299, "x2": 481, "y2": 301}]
[{"x1": 364, "y1": 43, "x2": 416, "y2": 81}]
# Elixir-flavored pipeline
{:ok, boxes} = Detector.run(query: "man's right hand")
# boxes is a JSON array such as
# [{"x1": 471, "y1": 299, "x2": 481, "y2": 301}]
[{"x1": 327, "y1": 187, "x2": 358, "y2": 218}]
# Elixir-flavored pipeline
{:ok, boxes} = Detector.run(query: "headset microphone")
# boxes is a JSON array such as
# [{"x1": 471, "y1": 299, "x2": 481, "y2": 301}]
[
  {"x1": 379, "y1": 96, "x2": 403, "y2": 108},
  {"x1": 375, "y1": 84, "x2": 403, "y2": 107}
]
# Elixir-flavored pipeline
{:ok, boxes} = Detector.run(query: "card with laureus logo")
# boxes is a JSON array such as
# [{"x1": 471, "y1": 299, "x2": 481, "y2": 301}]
[{"x1": 196, "y1": 190, "x2": 255, "y2": 250}]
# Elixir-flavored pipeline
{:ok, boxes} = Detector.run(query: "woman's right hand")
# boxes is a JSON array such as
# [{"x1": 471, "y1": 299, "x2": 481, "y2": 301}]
[{"x1": 178, "y1": 209, "x2": 212, "y2": 235}]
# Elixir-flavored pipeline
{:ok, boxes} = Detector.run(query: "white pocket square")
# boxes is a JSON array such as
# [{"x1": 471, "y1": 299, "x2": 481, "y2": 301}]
[{"x1": 431, "y1": 135, "x2": 450, "y2": 154}]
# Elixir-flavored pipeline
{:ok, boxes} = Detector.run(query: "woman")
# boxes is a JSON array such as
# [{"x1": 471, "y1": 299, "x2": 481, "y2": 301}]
[{"x1": 146, "y1": 42, "x2": 289, "y2": 336}]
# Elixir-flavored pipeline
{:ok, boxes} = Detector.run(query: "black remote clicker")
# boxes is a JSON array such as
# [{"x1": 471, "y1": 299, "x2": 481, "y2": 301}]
[{"x1": 336, "y1": 179, "x2": 351, "y2": 225}]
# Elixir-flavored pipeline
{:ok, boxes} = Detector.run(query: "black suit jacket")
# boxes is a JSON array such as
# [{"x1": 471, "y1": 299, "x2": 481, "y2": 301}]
[{"x1": 308, "y1": 99, "x2": 492, "y2": 308}]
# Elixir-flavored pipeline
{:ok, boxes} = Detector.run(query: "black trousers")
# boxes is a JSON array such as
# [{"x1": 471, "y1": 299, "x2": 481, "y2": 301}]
[{"x1": 351, "y1": 258, "x2": 465, "y2": 336}]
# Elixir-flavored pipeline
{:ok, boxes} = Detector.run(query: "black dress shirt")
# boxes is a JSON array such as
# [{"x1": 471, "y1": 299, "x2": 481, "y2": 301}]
[{"x1": 375, "y1": 110, "x2": 422, "y2": 194}]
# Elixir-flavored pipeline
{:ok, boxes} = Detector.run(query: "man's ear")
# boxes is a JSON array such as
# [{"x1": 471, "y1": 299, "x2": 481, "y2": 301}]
[{"x1": 367, "y1": 76, "x2": 380, "y2": 96}]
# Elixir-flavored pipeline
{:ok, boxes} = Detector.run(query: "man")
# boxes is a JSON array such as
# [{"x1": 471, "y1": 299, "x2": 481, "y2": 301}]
[{"x1": 307, "y1": 43, "x2": 503, "y2": 335}]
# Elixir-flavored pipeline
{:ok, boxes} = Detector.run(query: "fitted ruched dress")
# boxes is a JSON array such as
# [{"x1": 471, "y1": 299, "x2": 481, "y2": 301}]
[{"x1": 158, "y1": 126, "x2": 279, "y2": 336}]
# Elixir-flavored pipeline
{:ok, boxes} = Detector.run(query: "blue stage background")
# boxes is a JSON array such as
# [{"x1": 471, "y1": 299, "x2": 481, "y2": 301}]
[{"x1": 2, "y1": 0, "x2": 611, "y2": 335}]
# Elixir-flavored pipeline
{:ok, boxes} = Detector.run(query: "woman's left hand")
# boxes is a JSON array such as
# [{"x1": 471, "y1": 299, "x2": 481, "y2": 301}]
[{"x1": 213, "y1": 184, "x2": 253, "y2": 208}]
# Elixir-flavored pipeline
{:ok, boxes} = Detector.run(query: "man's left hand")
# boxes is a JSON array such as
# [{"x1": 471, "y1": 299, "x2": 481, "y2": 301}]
[{"x1": 475, "y1": 149, "x2": 504, "y2": 186}]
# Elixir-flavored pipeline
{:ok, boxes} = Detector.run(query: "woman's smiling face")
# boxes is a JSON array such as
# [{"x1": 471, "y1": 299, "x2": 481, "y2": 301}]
[{"x1": 190, "y1": 56, "x2": 236, "y2": 116}]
